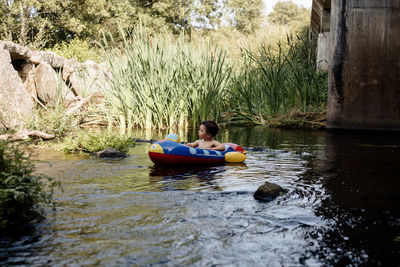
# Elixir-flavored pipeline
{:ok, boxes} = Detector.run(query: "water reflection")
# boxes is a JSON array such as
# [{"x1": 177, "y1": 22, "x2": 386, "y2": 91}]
[
  {"x1": 305, "y1": 132, "x2": 400, "y2": 265},
  {"x1": 149, "y1": 163, "x2": 248, "y2": 192}
]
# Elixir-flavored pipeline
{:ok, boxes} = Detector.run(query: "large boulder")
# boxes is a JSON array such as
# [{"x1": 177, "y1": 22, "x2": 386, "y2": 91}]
[
  {"x1": 0, "y1": 40, "x2": 109, "y2": 130},
  {"x1": 30, "y1": 51, "x2": 65, "y2": 68},
  {"x1": 34, "y1": 62, "x2": 58, "y2": 105},
  {"x1": 0, "y1": 44, "x2": 34, "y2": 129},
  {"x1": 253, "y1": 182, "x2": 287, "y2": 202},
  {"x1": 0, "y1": 41, "x2": 32, "y2": 60},
  {"x1": 34, "y1": 62, "x2": 75, "y2": 105}
]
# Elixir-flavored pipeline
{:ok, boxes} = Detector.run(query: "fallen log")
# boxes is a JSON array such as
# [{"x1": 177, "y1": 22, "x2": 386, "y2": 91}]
[{"x1": 0, "y1": 130, "x2": 55, "y2": 141}]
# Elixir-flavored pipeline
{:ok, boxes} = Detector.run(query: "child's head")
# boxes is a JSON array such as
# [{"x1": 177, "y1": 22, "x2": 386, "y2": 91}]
[{"x1": 200, "y1": 120, "x2": 219, "y2": 137}]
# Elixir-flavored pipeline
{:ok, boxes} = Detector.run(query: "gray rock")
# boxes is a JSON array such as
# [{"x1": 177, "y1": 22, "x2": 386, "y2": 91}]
[
  {"x1": 0, "y1": 44, "x2": 34, "y2": 129},
  {"x1": 96, "y1": 147, "x2": 127, "y2": 158},
  {"x1": 14, "y1": 61, "x2": 38, "y2": 100},
  {"x1": 62, "y1": 58, "x2": 80, "y2": 81},
  {"x1": 35, "y1": 62, "x2": 75, "y2": 105},
  {"x1": 34, "y1": 62, "x2": 58, "y2": 105},
  {"x1": 253, "y1": 182, "x2": 287, "y2": 202},
  {"x1": 23, "y1": 63, "x2": 38, "y2": 100},
  {"x1": 0, "y1": 40, "x2": 32, "y2": 60},
  {"x1": 30, "y1": 51, "x2": 65, "y2": 68},
  {"x1": 63, "y1": 59, "x2": 83, "y2": 96}
]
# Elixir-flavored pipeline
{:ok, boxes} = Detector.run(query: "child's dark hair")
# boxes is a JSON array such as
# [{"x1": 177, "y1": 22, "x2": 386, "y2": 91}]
[{"x1": 201, "y1": 120, "x2": 219, "y2": 137}]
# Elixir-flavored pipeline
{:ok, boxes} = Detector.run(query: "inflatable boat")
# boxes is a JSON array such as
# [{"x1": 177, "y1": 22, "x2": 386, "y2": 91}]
[{"x1": 148, "y1": 134, "x2": 246, "y2": 165}]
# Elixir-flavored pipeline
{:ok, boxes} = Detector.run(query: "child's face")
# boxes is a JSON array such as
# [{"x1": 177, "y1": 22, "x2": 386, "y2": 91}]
[{"x1": 198, "y1": 124, "x2": 209, "y2": 139}]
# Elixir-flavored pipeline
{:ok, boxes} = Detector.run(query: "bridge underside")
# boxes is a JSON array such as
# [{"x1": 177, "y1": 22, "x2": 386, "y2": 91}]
[{"x1": 314, "y1": 0, "x2": 400, "y2": 131}]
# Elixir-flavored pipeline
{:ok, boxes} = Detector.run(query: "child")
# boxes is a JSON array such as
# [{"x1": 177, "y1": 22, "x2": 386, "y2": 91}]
[{"x1": 186, "y1": 121, "x2": 226, "y2": 151}]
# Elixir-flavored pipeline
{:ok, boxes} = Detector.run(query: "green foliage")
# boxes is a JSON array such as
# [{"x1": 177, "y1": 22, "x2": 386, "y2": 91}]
[
  {"x1": 230, "y1": 27, "x2": 328, "y2": 125},
  {"x1": 136, "y1": 1, "x2": 195, "y2": 34},
  {"x1": 0, "y1": 141, "x2": 60, "y2": 230},
  {"x1": 226, "y1": 0, "x2": 264, "y2": 34},
  {"x1": 0, "y1": 0, "x2": 108, "y2": 48},
  {"x1": 268, "y1": 1, "x2": 310, "y2": 32},
  {"x1": 0, "y1": 0, "x2": 265, "y2": 49},
  {"x1": 62, "y1": 131, "x2": 135, "y2": 153},
  {"x1": 50, "y1": 39, "x2": 103, "y2": 62},
  {"x1": 100, "y1": 25, "x2": 231, "y2": 130}
]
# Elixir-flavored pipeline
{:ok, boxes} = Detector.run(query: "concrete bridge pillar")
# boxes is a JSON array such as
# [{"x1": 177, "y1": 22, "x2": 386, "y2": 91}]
[{"x1": 327, "y1": 0, "x2": 400, "y2": 131}]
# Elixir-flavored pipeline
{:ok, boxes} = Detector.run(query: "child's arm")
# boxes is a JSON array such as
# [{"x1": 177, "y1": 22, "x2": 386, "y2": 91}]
[
  {"x1": 210, "y1": 141, "x2": 225, "y2": 151},
  {"x1": 186, "y1": 141, "x2": 199, "y2": 148}
]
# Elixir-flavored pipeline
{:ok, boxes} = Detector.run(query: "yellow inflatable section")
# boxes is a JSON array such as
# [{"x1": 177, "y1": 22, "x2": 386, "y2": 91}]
[
  {"x1": 224, "y1": 152, "x2": 247, "y2": 163},
  {"x1": 149, "y1": 143, "x2": 164, "y2": 154}
]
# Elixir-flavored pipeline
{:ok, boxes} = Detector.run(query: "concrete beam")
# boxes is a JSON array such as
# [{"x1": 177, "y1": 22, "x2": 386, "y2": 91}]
[{"x1": 327, "y1": 0, "x2": 400, "y2": 131}]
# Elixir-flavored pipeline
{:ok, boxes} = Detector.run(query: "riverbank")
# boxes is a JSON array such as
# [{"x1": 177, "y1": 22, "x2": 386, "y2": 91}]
[{"x1": 267, "y1": 110, "x2": 326, "y2": 130}]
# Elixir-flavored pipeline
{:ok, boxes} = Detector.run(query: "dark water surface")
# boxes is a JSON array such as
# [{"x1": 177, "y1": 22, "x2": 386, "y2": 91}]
[{"x1": 1, "y1": 127, "x2": 399, "y2": 266}]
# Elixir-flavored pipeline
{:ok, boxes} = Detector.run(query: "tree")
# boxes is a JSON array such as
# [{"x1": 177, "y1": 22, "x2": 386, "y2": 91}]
[
  {"x1": 0, "y1": 0, "x2": 266, "y2": 48},
  {"x1": 227, "y1": 0, "x2": 263, "y2": 34},
  {"x1": 0, "y1": 0, "x2": 111, "y2": 48},
  {"x1": 0, "y1": 0, "x2": 44, "y2": 46},
  {"x1": 268, "y1": 0, "x2": 310, "y2": 29},
  {"x1": 192, "y1": 0, "x2": 224, "y2": 30},
  {"x1": 134, "y1": 0, "x2": 195, "y2": 34}
]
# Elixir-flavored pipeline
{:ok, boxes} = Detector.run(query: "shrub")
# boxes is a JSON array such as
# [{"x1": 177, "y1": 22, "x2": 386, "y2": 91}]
[
  {"x1": 0, "y1": 141, "x2": 60, "y2": 230},
  {"x1": 50, "y1": 39, "x2": 103, "y2": 62},
  {"x1": 62, "y1": 130, "x2": 135, "y2": 153}
]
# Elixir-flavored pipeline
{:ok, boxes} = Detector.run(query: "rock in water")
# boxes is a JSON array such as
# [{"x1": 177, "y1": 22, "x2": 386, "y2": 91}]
[
  {"x1": 96, "y1": 147, "x2": 127, "y2": 158},
  {"x1": 253, "y1": 182, "x2": 287, "y2": 202}
]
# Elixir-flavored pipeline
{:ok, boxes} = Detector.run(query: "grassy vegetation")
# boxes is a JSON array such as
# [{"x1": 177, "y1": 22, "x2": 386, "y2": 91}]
[
  {"x1": 229, "y1": 28, "x2": 327, "y2": 125},
  {"x1": 62, "y1": 130, "x2": 135, "y2": 153},
  {"x1": 27, "y1": 107, "x2": 76, "y2": 138},
  {"x1": 49, "y1": 39, "x2": 104, "y2": 63},
  {"x1": 0, "y1": 141, "x2": 60, "y2": 230},
  {"x1": 89, "y1": 25, "x2": 326, "y2": 132},
  {"x1": 99, "y1": 26, "x2": 232, "y2": 131}
]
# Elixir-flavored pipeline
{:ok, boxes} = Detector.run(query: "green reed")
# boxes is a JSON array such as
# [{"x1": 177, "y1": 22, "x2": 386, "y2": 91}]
[
  {"x1": 230, "y1": 28, "x2": 327, "y2": 124},
  {"x1": 99, "y1": 25, "x2": 231, "y2": 130}
]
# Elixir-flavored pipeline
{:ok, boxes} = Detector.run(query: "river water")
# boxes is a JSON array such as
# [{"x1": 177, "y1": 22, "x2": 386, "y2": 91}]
[{"x1": 1, "y1": 127, "x2": 399, "y2": 266}]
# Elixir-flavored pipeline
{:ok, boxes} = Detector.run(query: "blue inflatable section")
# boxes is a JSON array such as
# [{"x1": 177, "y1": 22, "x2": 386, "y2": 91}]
[{"x1": 159, "y1": 140, "x2": 235, "y2": 160}]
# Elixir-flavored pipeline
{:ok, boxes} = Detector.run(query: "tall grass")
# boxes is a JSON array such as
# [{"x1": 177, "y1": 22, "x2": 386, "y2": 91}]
[
  {"x1": 230, "y1": 28, "x2": 327, "y2": 125},
  {"x1": 99, "y1": 25, "x2": 232, "y2": 130}
]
